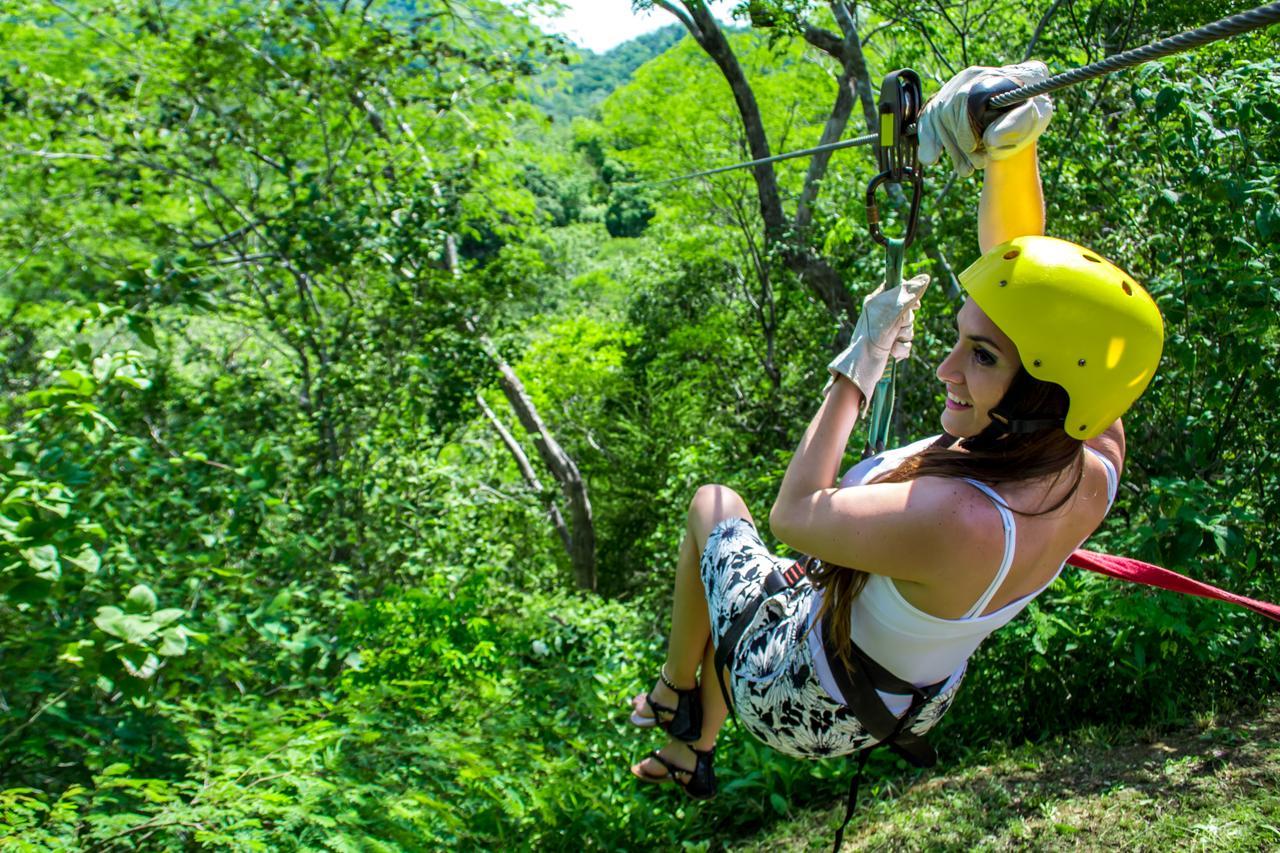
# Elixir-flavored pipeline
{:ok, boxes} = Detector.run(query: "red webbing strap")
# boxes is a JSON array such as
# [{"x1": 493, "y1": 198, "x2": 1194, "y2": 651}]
[{"x1": 1068, "y1": 549, "x2": 1280, "y2": 623}]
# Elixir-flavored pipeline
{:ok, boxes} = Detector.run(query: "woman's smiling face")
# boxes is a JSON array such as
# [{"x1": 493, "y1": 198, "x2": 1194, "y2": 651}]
[{"x1": 936, "y1": 299, "x2": 1022, "y2": 437}]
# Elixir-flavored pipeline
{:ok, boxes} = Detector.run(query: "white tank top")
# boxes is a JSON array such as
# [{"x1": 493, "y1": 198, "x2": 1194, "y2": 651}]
[{"x1": 805, "y1": 435, "x2": 1118, "y2": 714}]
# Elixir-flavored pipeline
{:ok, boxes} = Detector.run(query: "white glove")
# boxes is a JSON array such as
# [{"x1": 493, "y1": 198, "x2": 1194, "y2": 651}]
[
  {"x1": 917, "y1": 62, "x2": 1054, "y2": 177},
  {"x1": 827, "y1": 274, "x2": 931, "y2": 405}
]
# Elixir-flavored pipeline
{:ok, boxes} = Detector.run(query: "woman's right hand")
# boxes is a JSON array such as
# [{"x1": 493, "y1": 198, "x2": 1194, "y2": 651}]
[{"x1": 826, "y1": 273, "x2": 930, "y2": 406}]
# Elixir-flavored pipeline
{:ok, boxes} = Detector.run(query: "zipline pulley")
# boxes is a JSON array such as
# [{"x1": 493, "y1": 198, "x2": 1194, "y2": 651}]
[{"x1": 865, "y1": 69, "x2": 924, "y2": 249}]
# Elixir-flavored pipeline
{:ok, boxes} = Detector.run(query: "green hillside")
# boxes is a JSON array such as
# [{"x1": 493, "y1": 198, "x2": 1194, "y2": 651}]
[{"x1": 530, "y1": 24, "x2": 687, "y2": 120}]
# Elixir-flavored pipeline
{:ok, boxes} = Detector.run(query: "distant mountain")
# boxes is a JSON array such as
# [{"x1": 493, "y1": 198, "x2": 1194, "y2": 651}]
[{"x1": 530, "y1": 24, "x2": 687, "y2": 122}]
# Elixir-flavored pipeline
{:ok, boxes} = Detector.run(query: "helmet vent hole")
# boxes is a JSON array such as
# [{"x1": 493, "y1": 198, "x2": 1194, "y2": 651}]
[
  {"x1": 1033, "y1": 359, "x2": 1042, "y2": 367},
  {"x1": 1078, "y1": 424, "x2": 1087, "y2": 432},
  {"x1": 998, "y1": 279, "x2": 1008, "y2": 287},
  {"x1": 1122, "y1": 280, "x2": 1134, "y2": 295},
  {"x1": 1083, "y1": 254, "x2": 1102, "y2": 263},
  {"x1": 1003, "y1": 250, "x2": 1020, "y2": 260},
  {"x1": 1078, "y1": 359, "x2": 1087, "y2": 367}
]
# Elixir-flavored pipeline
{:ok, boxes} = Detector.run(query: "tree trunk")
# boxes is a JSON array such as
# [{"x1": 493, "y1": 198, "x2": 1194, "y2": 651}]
[
  {"x1": 475, "y1": 392, "x2": 574, "y2": 556},
  {"x1": 491, "y1": 355, "x2": 597, "y2": 592},
  {"x1": 461, "y1": 316, "x2": 598, "y2": 592},
  {"x1": 660, "y1": 2, "x2": 863, "y2": 328}
]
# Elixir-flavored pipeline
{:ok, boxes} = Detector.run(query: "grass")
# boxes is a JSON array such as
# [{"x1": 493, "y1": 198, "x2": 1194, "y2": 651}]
[{"x1": 736, "y1": 696, "x2": 1280, "y2": 851}]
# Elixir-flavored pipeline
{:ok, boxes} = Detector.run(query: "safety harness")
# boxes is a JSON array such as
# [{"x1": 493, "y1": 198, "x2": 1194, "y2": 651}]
[{"x1": 712, "y1": 557, "x2": 946, "y2": 853}]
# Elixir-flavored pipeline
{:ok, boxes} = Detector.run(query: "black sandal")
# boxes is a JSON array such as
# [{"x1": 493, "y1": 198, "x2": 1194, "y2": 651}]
[
  {"x1": 631, "y1": 745, "x2": 717, "y2": 801},
  {"x1": 629, "y1": 666, "x2": 703, "y2": 742}
]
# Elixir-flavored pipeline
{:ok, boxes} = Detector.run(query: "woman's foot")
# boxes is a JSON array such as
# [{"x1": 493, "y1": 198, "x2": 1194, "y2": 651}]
[
  {"x1": 630, "y1": 739, "x2": 694, "y2": 780},
  {"x1": 629, "y1": 666, "x2": 702, "y2": 741},
  {"x1": 629, "y1": 676, "x2": 681, "y2": 728},
  {"x1": 630, "y1": 739, "x2": 717, "y2": 800}
]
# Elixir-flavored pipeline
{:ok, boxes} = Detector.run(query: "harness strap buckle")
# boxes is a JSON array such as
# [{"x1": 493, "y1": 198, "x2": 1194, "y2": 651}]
[{"x1": 715, "y1": 564, "x2": 809, "y2": 715}]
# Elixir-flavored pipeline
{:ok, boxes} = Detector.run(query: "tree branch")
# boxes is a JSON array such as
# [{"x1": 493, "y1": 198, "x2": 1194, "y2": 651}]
[
  {"x1": 834, "y1": 3, "x2": 878, "y2": 133},
  {"x1": 462, "y1": 326, "x2": 595, "y2": 592},
  {"x1": 1023, "y1": 0, "x2": 1068, "y2": 61},
  {"x1": 2, "y1": 146, "x2": 108, "y2": 161},
  {"x1": 830, "y1": 0, "x2": 859, "y2": 40},
  {"x1": 475, "y1": 393, "x2": 573, "y2": 554},
  {"x1": 653, "y1": 0, "x2": 700, "y2": 37},
  {"x1": 188, "y1": 219, "x2": 270, "y2": 250},
  {"x1": 795, "y1": 65, "x2": 856, "y2": 235},
  {"x1": 0, "y1": 687, "x2": 73, "y2": 751},
  {"x1": 796, "y1": 3, "x2": 872, "y2": 232},
  {"x1": 492, "y1": 357, "x2": 596, "y2": 592},
  {"x1": 802, "y1": 25, "x2": 844, "y2": 59},
  {"x1": 208, "y1": 252, "x2": 278, "y2": 267},
  {"x1": 1201, "y1": 366, "x2": 1254, "y2": 478},
  {"x1": 860, "y1": 19, "x2": 895, "y2": 47}
]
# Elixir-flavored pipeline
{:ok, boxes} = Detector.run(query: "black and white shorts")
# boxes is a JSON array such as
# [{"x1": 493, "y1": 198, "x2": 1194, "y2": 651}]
[{"x1": 700, "y1": 517, "x2": 964, "y2": 759}]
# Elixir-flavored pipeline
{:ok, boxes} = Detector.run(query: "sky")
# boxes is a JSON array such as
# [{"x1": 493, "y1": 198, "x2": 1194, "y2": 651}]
[{"x1": 526, "y1": 1, "x2": 736, "y2": 53}]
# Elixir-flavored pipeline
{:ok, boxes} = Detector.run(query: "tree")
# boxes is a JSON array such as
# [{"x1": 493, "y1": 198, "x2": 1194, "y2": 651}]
[
  {"x1": 1, "y1": 0, "x2": 600, "y2": 588},
  {"x1": 638, "y1": 1, "x2": 868, "y2": 326}
]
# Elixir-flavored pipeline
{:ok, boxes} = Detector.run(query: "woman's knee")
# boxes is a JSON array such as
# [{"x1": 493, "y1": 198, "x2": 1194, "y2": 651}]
[{"x1": 688, "y1": 484, "x2": 753, "y2": 532}]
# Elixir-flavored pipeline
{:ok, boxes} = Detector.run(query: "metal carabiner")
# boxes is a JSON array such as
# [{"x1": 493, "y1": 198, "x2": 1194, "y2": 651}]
[
  {"x1": 865, "y1": 168, "x2": 923, "y2": 247},
  {"x1": 865, "y1": 68, "x2": 924, "y2": 248}
]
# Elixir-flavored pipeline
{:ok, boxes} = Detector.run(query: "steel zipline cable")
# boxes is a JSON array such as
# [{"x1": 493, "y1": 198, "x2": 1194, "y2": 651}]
[
  {"x1": 648, "y1": 1, "x2": 1280, "y2": 186},
  {"x1": 990, "y1": 1, "x2": 1280, "y2": 107},
  {"x1": 646, "y1": 133, "x2": 878, "y2": 185}
]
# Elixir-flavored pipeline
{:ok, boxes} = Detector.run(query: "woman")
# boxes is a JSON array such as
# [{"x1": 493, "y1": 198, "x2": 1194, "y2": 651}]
[{"x1": 627, "y1": 63, "x2": 1164, "y2": 796}]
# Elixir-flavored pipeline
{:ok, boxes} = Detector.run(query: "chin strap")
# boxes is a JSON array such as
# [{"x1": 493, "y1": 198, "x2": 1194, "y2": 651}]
[{"x1": 987, "y1": 409, "x2": 1065, "y2": 435}]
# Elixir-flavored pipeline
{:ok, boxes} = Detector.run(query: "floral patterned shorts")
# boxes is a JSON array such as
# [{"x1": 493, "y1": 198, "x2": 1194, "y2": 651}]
[{"x1": 700, "y1": 517, "x2": 964, "y2": 759}]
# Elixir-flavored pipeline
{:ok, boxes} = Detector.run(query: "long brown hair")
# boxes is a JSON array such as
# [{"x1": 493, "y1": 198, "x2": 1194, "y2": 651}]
[{"x1": 809, "y1": 367, "x2": 1085, "y2": 670}]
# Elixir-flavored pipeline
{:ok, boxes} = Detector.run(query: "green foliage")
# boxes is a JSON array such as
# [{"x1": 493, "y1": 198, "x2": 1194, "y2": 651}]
[
  {"x1": 2, "y1": 0, "x2": 1279, "y2": 849},
  {"x1": 0, "y1": 309, "x2": 210, "y2": 750}
]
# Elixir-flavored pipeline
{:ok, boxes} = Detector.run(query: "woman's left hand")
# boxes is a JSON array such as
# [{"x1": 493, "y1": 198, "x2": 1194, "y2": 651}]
[{"x1": 827, "y1": 273, "x2": 930, "y2": 405}]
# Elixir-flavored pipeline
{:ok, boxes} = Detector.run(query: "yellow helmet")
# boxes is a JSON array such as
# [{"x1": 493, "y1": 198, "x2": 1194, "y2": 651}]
[{"x1": 959, "y1": 236, "x2": 1164, "y2": 439}]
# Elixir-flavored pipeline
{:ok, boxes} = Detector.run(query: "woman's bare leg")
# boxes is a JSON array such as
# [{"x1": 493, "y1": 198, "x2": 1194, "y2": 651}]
[
  {"x1": 632, "y1": 485, "x2": 750, "y2": 778},
  {"x1": 663, "y1": 523, "x2": 711, "y2": 685}
]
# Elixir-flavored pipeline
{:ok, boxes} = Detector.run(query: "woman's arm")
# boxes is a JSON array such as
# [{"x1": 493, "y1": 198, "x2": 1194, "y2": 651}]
[
  {"x1": 770, "y1": 378, "x2": 983, "y2": 583},
  {"x1": 977, "y1": 143, "x2": 1045, "y2": 253},
  {"x1": 776, "y1": 273, "x2": 929, "y2": 522},
  {"x1": 771, "y1": 377, "x2": 864, "y2": 531}
]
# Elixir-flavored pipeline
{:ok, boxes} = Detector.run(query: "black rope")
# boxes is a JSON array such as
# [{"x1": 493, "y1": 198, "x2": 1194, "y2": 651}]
[
  {"x1": 989, "y1": 1, "x2": 1280, "y2": 108},
  {"x1": 643, "y1": 2, "x2": 1280, "y2": 186},
  {"x1": 832, "y1": 749, "x2": 872, "y2": 852}
]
